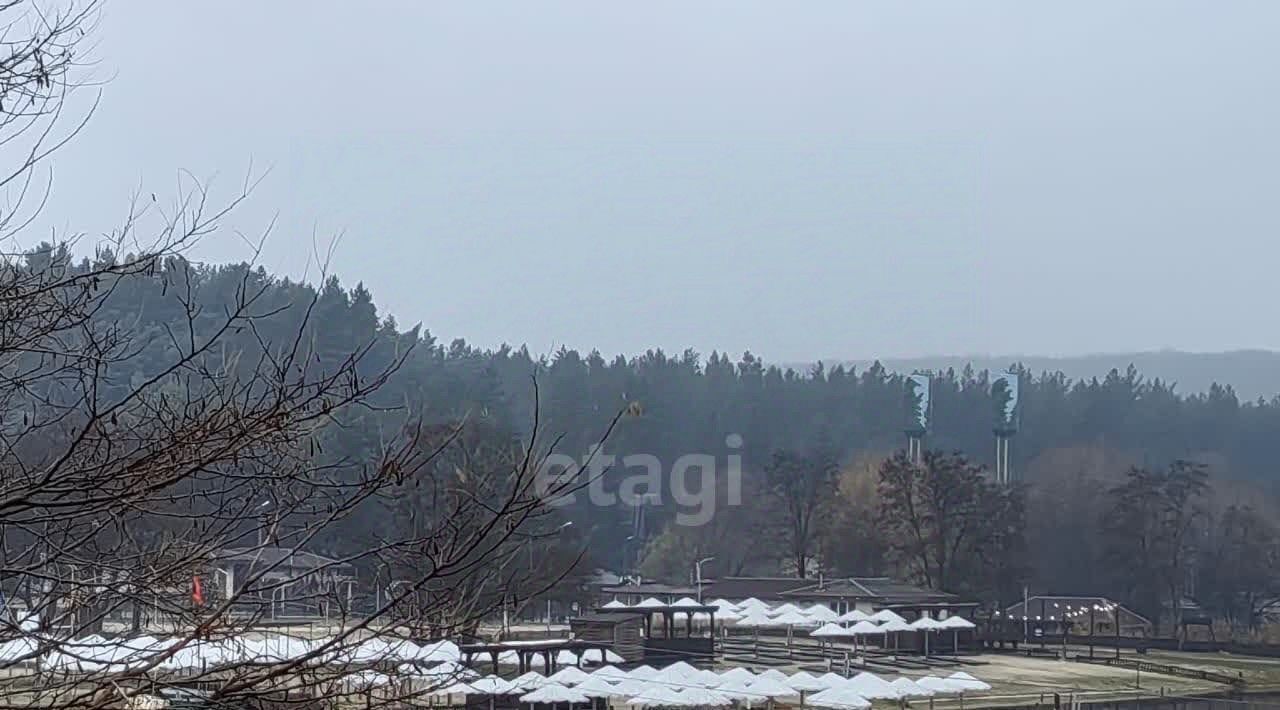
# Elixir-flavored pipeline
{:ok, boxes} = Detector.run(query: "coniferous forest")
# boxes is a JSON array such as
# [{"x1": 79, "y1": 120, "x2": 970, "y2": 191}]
[{"x1": 43, "y1": 246, "x2": 1280, "y2": 627}]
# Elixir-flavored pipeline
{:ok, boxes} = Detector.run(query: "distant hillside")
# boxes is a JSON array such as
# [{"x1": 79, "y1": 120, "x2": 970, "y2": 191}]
[{"x1": 815, "y1": 350, "x2": 1280, "y2": 401}]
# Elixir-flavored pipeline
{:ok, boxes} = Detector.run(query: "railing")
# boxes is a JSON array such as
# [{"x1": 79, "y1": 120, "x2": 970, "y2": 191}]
[{"x1": 1074, "y1": 655, "x2": 1245, "y2": 687}]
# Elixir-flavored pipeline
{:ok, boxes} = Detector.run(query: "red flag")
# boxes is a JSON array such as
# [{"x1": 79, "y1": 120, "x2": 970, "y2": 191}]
[{"x1": 192, "y1": 575, "x2": 204, "y2": 607}]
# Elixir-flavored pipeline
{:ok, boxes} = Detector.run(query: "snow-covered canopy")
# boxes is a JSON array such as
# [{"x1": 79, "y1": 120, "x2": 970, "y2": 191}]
[
  {"x1": 521, "y1": 683, "x2": 589, "y2": 704},
  {"x1": 805, "y1": 605, "x2": 841, "y2": 623}
]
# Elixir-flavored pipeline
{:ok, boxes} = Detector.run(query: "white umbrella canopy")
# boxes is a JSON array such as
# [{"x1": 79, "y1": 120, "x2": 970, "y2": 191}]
[
  {"x1": 708, "y1": 598, "x2": 740, "y2": 613},
  {"x1": 758, "y1": 669, "x2": 790, "y2": 684},
  {"x1": 678, "y1": 687, "x2": 732, "y2": 707},
  {"x1": 662, "y1": 660, "x2": 701, "y2": 679},
  {"x1": 634, "y1": 597, "x2": 668, "y2": 609},
  {"x1": 421, "y1": 640, "x2": 462, "y2": 662},
  {"x1": 916, "y1": 676, "x2": 964, "y2": 694},
  {"x1": 810, "y1": 622, "x2": 854, "y2": 638},
  {"x1": 805, "y1": 605, "x2": 841, "y2": 623},
  {"x1": 498, "y1": 650, "x2": 523, "y2": 666},
  {"x1": 891, "y1": 677, "x2": 934, "y2": 698},
  {"x1": 817, "y1": 672, "x2": 850, "y2": 689},
  {"x1": 601, "y1": 649, "x2": 626, "y2": 664},
  {"x1": 574, "y1": 676, "x2": 620, "y2": 698},
  {"x1": 911, "y1": 617, "x2": 945, "y2": 631},
  {"x1": 879, "y1": 618, "x2": 915, "y2": 633},
  {"x1": 773, "y1": 609, "x2": 819, "y2": 628},
  {"x1": 939, "y1": 616, "x2": 976, "y2": 629},
  {"x1": 602, "y1": 600, "x2": 630, "y2": 609},
  {"x1": 807, "y1": 687, "x2": 871, "y2": 710},
  {"x1": 731, "y1": 610, "x2": 780, "y2": 628},
  {"x1": 588, "y1": 664, "x2": 625, "y2": 680},
  {"x1": 768, "y1": 603, "x2": 804, "y2": 617},
  {"x1": 471, "y1": 675, "x2": 518, "y2": 695},
  {"x1": 712, "y1": 677, "x2": 757, "y2": 701},
  {"x1": 736, "y1": 597, "x2": 770, "y2": 612},
  {"x1": 717, "y1": 667, "x2": 758, "y2": 685},
  {"x1": 847, "y1": 672, "x2": 903, "y2": 700},
  {"x1": 787, "y1": 671, "x2": 829, "y2": 693},
  {"x1": 627, "y1": 665, "x2": 660, "y2": 681},
  {"x1": 946, "y1": 672, "x2": 991, "y2": 691},
  {"x1": 549, "y1": 666, "x2": 590, "y2": 685},
  {"x1": 748, "y1": 676, "x2": 801, "y2": 699},
  {"x1": 671, "y1": 597, "x2": 702, "y2": 608},
  {"x1": 848, "y1": 621, "x2": 882, "y2": 635},
  {"x1": 628, "y1": 682, "x2": 685, "y2": 707},
  {"x1": 555, "y1": 649, "x2": 580, "y2": 666},
  {"x1": 869, "y1": 609, "x2": 907, "y2": 624},
  {"x1": 521, "y1": 683, "x2": 590, "y2": 704},
  {"x1": 837, "y1": 609, "x2": 871, "y2": 623}
]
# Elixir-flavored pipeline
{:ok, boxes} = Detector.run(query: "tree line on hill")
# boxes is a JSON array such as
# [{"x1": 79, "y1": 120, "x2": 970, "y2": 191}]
[{"x1": 34, "y1": 249, "x2": 1280, "y2": 632}]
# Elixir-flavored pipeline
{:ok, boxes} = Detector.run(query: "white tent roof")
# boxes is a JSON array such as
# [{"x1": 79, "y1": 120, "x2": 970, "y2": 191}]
[
  {"x1": 589, "y1": 664, "x2": 625, "y2": 679},
  {"x1": 470, "y1": 675, "x2": 517, "y2": 695},
  {"x1": 717, "y1": 667, "x2": 758, "y2": 684},
  {"x1": 787, "y1": 671, "x2": 829, "y2": 692},
  {"x1": 748, "y1": 676, "x2": 801, "y2": 698},
  {"x1": 891, "y1": 677, "x2": 934, "y2": 697},
  {"x1": 805, "y1": 605, "x2": 841, "y2": 622},
  {"x1": 678, "y1": 687, "x2": 732, "y2": 707},
  {"x1": 848, "y1": 620, "x2": 883, "y2": 635},
  {"x1": 916, "y1": 676, "x2": 965, "y2": 694},
  {"x1": 768, "y1": 603, "x2": 804, "y2": 616},
  {"x1": 773, "y1": 609, "x2": 818, "y2": 626},
  {"x1": 817, "y1": 672, "x2": 850, "y2": 689},
  {"x1": 574, "y1": 676, "x2": 621, "y2": 698},
  {"x1": 554, "y1": 649, "x2": 579, "y2": 665},
  {"x1": 736, "y1": 597, "x2": 770, "y2": 610},
  {"x1": 662, "y1": 660, "x2": 701, "y2": 678},
  {"x1": 911, "y1": 617, "x2": 944, "y2": 631},
  {"x1": 602, "y1": 599, "x2": 629, "y2": 609},
  {"x1": 670, "y1": 597, "x2": 702, "y2": 608},
  {"x1": 432, "y1": 681, "x2": 478, "y2": 697},
  {"x1": 627, "y1": 682, "x2": 685, "y2": 707},
  {"x1": 521, "y1": 683, "x2": 590, "y2": 704},
  {"x1": 847, "y1": 672, "x2": 902, "y2": 700},
  {"x1": 634, "y1": 597, "x2": 667, "y2": 609},
  {"x1": 808, "y1": 686, "x2": 871, "y2": 709},
  {"x1": 732, "y1": 610, "x2": 781, "y2": 628},
  {"x1": 946, "y1": 672, "x2": 991, "y2": 691},
  {"x1": 627, "y1": 664, "x2": 659, "y2": 681},
  {"x1": 869, "y1": 609, "x2": 906, "y2": 624},
  {"x1": 810, "y1": 622, "x2": 854, "y2": 638},
  {"x1": 709, "y1": 598, "x2": 740, "y2": 612},
  {"x1": 548, "y1": 666, "x2": 590, "y2": 685},
  {"x1": 758, "y1": 669, "x2": 790, "y2": 683},
  {"x1": 879, "y1": 618, "x2": 915, "y2": 632},
  {"x1": 837, "y1": 609, "x2": 871, "y2": 623},
  {"x1": 939, "y1": 615, "x2": 976, "y2": 629}
]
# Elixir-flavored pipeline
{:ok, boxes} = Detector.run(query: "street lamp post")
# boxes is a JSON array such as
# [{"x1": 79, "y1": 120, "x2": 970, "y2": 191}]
[{"x1": 695, "y1": 557, "x2": 714, "y2": 603}]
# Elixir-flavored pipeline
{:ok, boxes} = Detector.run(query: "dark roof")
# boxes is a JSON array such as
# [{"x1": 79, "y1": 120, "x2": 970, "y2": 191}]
[
  {"x1": 572, "y1": 612, "x2": 644, "y2": 624},
  {"x1": 214, "y1": 547, "x2": 353, "y2": 572},
  {"x1": 700, "y1": 577, "x2": 813, "y2": 600},
  {"x1": 782, "y1": 577, "x2": 958, "y2": 604},
  {"x1": 599, "y1": 583, "x2": 700, "y2": 596}
]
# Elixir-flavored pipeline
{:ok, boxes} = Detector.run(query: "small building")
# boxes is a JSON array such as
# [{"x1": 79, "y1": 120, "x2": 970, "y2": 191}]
[
  {"x1": 1004, "y1": 595, "x2": 1152, "y2": 637},
  {"x1": 569, "y1": 612, "x2": 645, "y2": 662},
  {"x1": 208, "y1": 547, "x2": 356, "y2": 618}
]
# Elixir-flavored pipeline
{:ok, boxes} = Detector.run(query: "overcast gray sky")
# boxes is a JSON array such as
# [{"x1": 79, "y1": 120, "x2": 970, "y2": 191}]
[{"x1": 38, "y1": 2, "x2": 1280, "y2": 362}]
